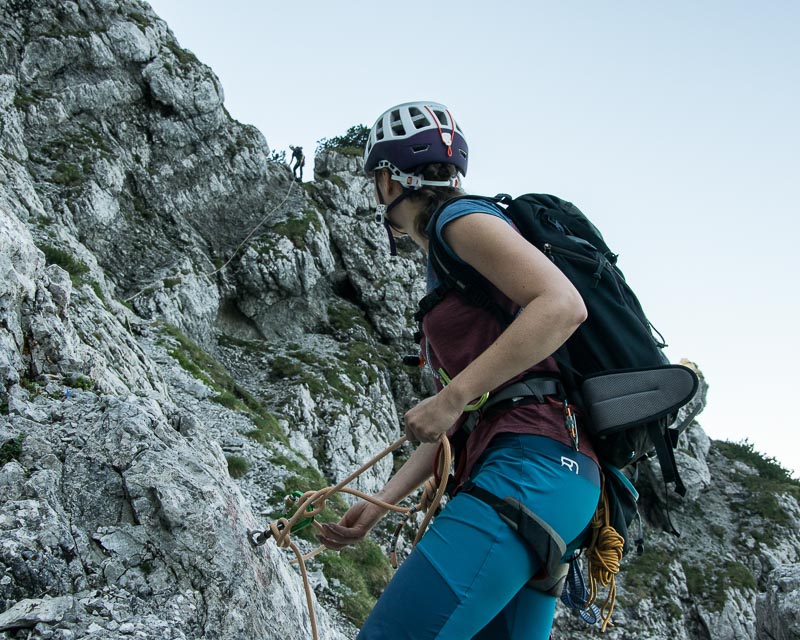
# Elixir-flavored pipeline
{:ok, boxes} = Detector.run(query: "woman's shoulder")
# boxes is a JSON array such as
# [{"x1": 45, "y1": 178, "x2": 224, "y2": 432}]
[{"x1": 435, "y1": 196, "x2": 510, "y2": 234}]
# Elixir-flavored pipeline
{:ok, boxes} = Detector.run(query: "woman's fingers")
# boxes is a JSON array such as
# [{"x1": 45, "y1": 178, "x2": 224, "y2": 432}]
[{"x1": 318, "y1": 522, "x2": 366, "y2": 550}]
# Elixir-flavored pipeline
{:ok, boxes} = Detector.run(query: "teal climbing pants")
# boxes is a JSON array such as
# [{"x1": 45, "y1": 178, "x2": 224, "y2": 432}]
[{"x1": 357, "y1": 434, "x2": 601, "y2": 639}]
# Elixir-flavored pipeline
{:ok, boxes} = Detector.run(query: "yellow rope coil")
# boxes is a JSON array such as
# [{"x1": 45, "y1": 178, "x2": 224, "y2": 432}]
[{"x1": 585, "y1": 475, "x2": 625, "y2": 632}]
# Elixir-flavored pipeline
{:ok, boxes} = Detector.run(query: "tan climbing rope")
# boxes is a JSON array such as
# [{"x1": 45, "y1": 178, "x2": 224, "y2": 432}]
[
  {"x1": 251, "y1": 434, "x2": 452, "y2": 640},
  {"x1": 585, "y1": 474, "x2": 626, "y2": 632}
]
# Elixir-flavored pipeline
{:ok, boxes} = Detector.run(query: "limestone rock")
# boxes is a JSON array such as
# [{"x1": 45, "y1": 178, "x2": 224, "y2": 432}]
[{"x1": 1, "y1": 2, "x2": 798, "y2": 640}]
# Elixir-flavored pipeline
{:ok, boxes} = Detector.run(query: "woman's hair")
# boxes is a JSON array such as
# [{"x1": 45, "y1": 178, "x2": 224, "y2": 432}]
[{"x1": 406, "y1": 163, "x2": 465, "y2": 237}]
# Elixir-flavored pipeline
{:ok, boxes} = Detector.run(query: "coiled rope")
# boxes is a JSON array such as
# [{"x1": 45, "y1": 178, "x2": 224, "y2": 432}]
[
  {"x1": 585, "y1": 474, "x2": 625, "y2": 632},
  {"x1": 251, "y1": 434, "x2": 451, "y2": 640}
]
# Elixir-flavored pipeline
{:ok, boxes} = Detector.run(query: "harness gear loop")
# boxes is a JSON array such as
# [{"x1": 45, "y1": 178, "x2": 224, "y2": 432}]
[{"x1": 585, "y1": 474, "x2": 625, "y2": 632}]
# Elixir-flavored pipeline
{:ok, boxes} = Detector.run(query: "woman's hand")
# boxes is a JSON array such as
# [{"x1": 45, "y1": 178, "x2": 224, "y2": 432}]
[
  {"x1": 403, "y1": 388, "x2": 464, "y2": 443},
  {"x1": 317, "y1": 500, "x2": 388, "y2": 551}
]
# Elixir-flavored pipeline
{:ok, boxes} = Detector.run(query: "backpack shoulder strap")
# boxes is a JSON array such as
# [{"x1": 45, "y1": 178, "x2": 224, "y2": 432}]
[{"x1": 417, "y1": 195, "x2": 513, "y2": 324}]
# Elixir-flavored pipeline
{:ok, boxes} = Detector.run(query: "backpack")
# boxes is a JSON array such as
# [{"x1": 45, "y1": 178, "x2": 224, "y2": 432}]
[{"x1": 417, "y1": 193, "x2": 699, "y2": 537}]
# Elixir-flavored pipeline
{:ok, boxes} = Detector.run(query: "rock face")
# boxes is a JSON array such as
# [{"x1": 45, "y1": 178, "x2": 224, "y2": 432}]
[{"x1": 0, "y1": 2, "x2": 798, "y2": 639}]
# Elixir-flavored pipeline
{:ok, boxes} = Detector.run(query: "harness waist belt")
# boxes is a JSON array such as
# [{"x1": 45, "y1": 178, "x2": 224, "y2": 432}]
[
  {"x1": 487, "y1": 377, "x2": 561, "y2": 406},
  {"x1": 462, "y1": 376, "x2": 562, "y2": 435}
]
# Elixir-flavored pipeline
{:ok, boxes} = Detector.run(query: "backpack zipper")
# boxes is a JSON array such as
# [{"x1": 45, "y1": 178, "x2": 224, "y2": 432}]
[{"x1": 543, "y1": 243, "x2": 609, "y2": 287}]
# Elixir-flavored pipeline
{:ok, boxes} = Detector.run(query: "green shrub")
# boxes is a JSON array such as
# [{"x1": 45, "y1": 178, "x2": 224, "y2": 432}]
[
  {"x1": 317, "y1": 540, "x2": 393, "y2": 626},
  {"x1": 622, "y1": 547, "x2": 672, "y2": 601},
  {"x1": 52, "y1": 162, "x2": 83, "y2": 186},
  {"x1": 0, "y1": 435, "x2": 25, "y2": 466},
  {"x1": 226, "y1": 456, "x2": 250, "y2": 479},
  {"x1": 66, "y1": 374, "x2": 93, "y2": 391},
  {"x1": 316, "y1": 124, "x2": 370, "y2": 155},
  {"x1": 271, "y1": 356, "x2": 303, "y2": 379},
  {"x1": 270, "y1": 209, "x2": 318, "y2": 248},
  {"x1": 166, "y1": 40, "x2": 199, "y2": 67},
  {"x1": 163, "y1": 277, "x2": 182, "y2": 289},
  {"x1": 41, "y1": 246, "x2": 89, "y2": 277},
  {"x1": 717, "y1": 439, "x2": 796, "y2": 483},
  {"x1": 717, "y1": 439, "x2": 800, "y2": 509},
  {"x1": 245, "y1": 413, "x2": 284, "y2": 444},
  {"x1": 683, "y1": 559, "x2": 756, "y2": 612},
  {"x1": 160, "y1": 324, "x2": 288, "y2": 445}
]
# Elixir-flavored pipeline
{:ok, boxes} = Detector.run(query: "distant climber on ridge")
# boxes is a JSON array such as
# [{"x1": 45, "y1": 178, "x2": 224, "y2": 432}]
[{"x1": 289, "y1": 145, "x2": 305, "y2": 182}]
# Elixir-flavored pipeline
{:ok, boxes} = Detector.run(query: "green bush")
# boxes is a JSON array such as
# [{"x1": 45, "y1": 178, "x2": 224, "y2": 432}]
[
  {"x1": 0, "y1": 435, "x2": 25, "y2": 466},
  {"x1": 160, "y1": 324, "x2": 288, "y2": 445},
  {"x1": 317, "y1": 540, "x2": 393, "y2": 626},
  {"x1": 683, "y1": 559, "x2": 756, "y2": 612},
  {"x1": 316, "y1": 124, "x2": 370, "y2": 155},
  {"x1": 717, "y1": 439, "x2": 796, "y2": 483},
  {"x1": 41, "y1": 246, "x2": 89, "y2": 277},
  {"x1": 52, "y1": 162, "x2": 83, "y2": 186},
  {"x1": 226, "y1": 456, "x2": 250, "y2": 479},
  {"x1": 717, "y1": 439, "x2": 800, "y2": 506}
]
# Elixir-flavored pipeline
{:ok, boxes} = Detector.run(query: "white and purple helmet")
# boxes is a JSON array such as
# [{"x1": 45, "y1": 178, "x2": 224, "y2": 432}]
[{"x1": 363, "y1": 101, "x2": 468, "y2": 189}]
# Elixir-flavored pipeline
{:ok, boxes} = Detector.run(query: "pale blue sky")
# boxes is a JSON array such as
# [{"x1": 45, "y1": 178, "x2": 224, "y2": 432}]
[{"x1": 145, "y1": 1, "x2": 800, "y2": 477}]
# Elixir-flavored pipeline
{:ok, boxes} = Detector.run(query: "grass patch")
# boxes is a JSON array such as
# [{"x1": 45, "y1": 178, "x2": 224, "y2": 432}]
[
  {"x1": 269, "y1": 454, "x2": 350, "y2": 534},
  {"x1": 160, "y1": 323, "x2": 288, "y2": 445},
  {"x1": 621, "y1": 547, "x2": 672, "y2": 601},
  {"x1": 166, "y1": 40, "x2": 199, "y2": 67},
  {"x1": 128, "y1": 11, "x2": 149, "y2": 30},
  {"x1": 65, "y1": 374, "x2": 93, "y2": 391},
  {"x1": 245, "y1": 413, "x2": 284, "y2": 445},
  {"x1": 218, "y1": 334, "x2": 269, "y2": 353},
  {"x1": 1, "y1": 435, "x2": 25, "y2": 466},
  {"x1": 327, "y1": 301, "x2": 371, "y2": 335},
  {"x1": 318, "y1": 540, "x2": 394, "y2": 626},
  {"x1": 271, "y1": 355, "x2": 304, "y2": 379},
  {"x1": 717, "y1": 440, "x2": 800, "y2": 539},
  {"x1": 271, "y1": 338, "x2": 396, "y2": 407},
  {"x1": 270, "y1": 210, "x2": 318, "y2": 248},
  {"x1": 14, "y1": 88, "x2": 52, "y2": 109},
  {"x1": 329, "y1": 174, "x2": 347, "y2": 189},
  {"x1": 41, "y1": 244, "x2": 90, "y2": 287},
  {"x1": 684, "y1": 560, "x2": 756, "y2": 612},
  {"x1": 163, "y1": 277, "x2": 182, "y2": 289},
  {"x1": 52, "y1": 162, "x2": 83, "y2": 186},
  {"x1": 226, "y1": 455, "x2": 250, "y2": 479}
]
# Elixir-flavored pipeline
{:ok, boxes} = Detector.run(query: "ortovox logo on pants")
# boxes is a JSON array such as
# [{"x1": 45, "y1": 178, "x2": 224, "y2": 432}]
[{"x1": 560, "y1": 456, "x2": 579, "y2": 474}]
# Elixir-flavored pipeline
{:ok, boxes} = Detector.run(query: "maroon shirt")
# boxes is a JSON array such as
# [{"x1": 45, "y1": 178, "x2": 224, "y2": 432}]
[{"x1": 421, "y1": 275, "x2": 599, "y2": 484}]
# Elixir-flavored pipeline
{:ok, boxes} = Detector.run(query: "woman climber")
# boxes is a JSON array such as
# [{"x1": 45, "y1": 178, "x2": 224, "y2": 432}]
[{"x1": 318, "y1": 101, "x2": 602, "y2": 640}]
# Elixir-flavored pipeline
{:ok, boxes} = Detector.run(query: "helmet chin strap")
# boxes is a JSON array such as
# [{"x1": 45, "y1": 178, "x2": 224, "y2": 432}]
[{"x1": 375, "y1": 180, "x2": 414, "y2": 257}]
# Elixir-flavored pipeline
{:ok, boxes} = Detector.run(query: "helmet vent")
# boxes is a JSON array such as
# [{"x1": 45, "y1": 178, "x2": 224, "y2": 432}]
[
  {"x1": 409, "y1": 107, "x2": 431, "y2": 129},
  {"x1": 390, "y1": 110, "x2": 406, "y2": 136},
  {"x1": 411, "y1": 144, "x2": 429, "y2": 153},
  {"x1": 433, "y1": 109, "x2": 448, "y2": 127}
]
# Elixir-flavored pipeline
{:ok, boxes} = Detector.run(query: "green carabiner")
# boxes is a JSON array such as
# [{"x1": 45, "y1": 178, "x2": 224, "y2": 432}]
[
  {"x1": 281, "y1": 490, "x2": 316, "y2": 532},
  {"x1": 436, "y1": 368, "x2": 490, "y2": 412}
]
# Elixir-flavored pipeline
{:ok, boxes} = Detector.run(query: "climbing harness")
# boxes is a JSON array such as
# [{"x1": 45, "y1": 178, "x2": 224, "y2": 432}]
[{"x1": 249, "y1": 434, "x2": 452, "y2": 640}]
